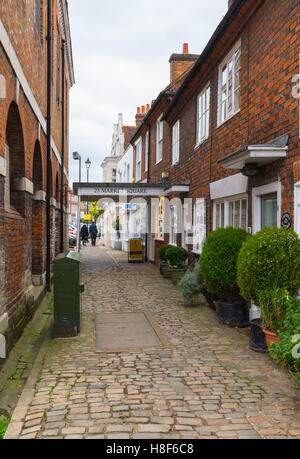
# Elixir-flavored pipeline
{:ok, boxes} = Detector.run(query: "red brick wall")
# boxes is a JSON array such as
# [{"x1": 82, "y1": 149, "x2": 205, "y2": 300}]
[
  {"x1": 0, "y1": 0, "x2": 71, "y2": 357},
  {"x1": 146, "y1": 0, "x2": 300, "y2": 263}
]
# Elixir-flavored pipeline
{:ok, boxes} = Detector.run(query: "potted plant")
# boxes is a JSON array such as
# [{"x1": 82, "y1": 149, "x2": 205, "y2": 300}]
[
  {"x1": 269, "y1": 297, "x2": 300, "y2": 383},
  {"x1": 158, "y1": 245, "x2": 173, "y2": 277},
  {"x1": 256, "y1": 287, "x2": 290, "y2": 348},
  {"x1": 199, "y1": 227, "x2": 249, "y2": 327},
  {"x1": 237, "y1": 227, "x2": 300, "y2": 352},
  {"x1": 178, "y1": 263, "x2": 205, "y2": 306},
  {"x1": 165, "y1": 246, "x2": 188, "y2": 285}
]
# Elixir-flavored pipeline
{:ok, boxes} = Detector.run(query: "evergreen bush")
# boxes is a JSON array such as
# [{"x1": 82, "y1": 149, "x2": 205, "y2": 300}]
[
  {"x1": 199, "y1": 227, "x2": 248, "y2": 302},
  {"x1": 237, "y1": 227, "x2": 300, "y2": 302},
  {"x1": 178, "y1": 264, "x2": 204, "y2": 304}
]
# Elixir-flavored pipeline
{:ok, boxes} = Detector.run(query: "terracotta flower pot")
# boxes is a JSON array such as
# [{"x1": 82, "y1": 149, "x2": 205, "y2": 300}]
[{"x1": 263, "y1": 328, "x2": 279, "y2": 349}]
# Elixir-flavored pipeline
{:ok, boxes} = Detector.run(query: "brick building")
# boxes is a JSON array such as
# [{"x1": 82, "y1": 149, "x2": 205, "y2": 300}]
[
  {"x1": 0, "y1": 0, "x2": 74, "y2": 354},
  {"x1": 130, "y1": 0, "x2": 300, "y2": 265}
]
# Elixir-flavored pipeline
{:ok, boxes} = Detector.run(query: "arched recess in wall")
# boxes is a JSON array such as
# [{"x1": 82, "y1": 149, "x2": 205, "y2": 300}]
[
  {"x1": 32, "y1": 140, "x2": 45, "y2": 280},
  {"x1": 5, "y1": 102, "x2": 25, "y2": 216}
]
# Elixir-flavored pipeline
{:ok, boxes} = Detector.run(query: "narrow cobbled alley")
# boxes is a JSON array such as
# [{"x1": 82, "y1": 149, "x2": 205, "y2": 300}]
[{"x1": 6, "y1": 244, "x2": 300, "y2": 439}]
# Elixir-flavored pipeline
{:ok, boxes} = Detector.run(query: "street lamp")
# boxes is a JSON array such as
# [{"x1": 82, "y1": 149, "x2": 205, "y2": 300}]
[
  {"x1": 85, "y1": 157, "x2": 91, "y2": 183},
  {"x1": 73, "y1": 151, "x2": 82, "y2": 183},
  {"x1": 85, "y1": 157, "x2": 91, "y2": 216}
]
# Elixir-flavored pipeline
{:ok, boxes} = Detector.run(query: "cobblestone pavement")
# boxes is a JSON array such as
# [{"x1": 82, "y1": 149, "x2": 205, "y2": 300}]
[{"x1": 9, "y1": 243, "x2": 300, "y2": 439}]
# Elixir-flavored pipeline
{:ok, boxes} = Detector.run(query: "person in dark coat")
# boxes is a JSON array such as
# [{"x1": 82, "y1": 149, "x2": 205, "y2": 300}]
[
  {"x1": 89, "y1": 222, "x2": 98, "y2": 247},
  {"x1": 80, "y1": 225, "x2": 89, "y2": 246}
]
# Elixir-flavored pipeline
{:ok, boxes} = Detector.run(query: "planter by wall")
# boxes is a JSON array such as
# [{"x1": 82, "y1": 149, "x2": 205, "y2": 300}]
[
  {"x1": 249, "y1": 320, "x2": 267, "y2": 353},
  {"x1": 215, "y1": 301, "x2": 247, "y2": 327},
  {"x1": 160, "y1": 262, "x2": 169, "y2": 276},
  {"x1": 263, "y1": 328, "x2": 279, "y2": 349},
  {"x1": 169, "y1": 266, "x2": 188, "y2": 285},
  {"x1": 204, "y1": 291, "x2": 218, "y2": 310}
]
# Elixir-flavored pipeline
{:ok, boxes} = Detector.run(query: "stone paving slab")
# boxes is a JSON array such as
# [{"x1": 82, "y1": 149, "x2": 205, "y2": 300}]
[{"x1": 5, "y1": 243, "x2": 300, "y2": 439}]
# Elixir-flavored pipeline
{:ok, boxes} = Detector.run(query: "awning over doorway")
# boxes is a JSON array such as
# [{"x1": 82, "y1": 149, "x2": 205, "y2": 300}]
[{"x1": 217, "y1": 134, "x2": 289, "y2": 171}]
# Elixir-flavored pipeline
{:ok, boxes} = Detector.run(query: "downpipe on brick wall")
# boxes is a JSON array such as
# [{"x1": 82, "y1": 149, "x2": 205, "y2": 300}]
[
  {"x1": 60, "y1": 39, "x2": 65, "y2": 254},
  {"x1": 46, "y1": 0, "x2": 52, "y2": 292}
]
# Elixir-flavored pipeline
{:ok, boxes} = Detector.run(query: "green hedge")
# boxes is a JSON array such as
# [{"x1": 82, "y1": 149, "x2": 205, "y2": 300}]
[
  {"x1": 237, "y1": 227, "x2": 300, "y2": 302},
  {"x1": 199, "y1": 227, "x2": 248, "y2": 302}
]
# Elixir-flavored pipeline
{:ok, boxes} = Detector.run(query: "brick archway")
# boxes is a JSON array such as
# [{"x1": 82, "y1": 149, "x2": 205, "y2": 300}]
[
  {"x1": 32, "y1": 140, "x2": 45, "y2": 284},
  {"x1": 4, "y1": 101, "x2": 26, "y2": 325},
  {"x1": 5, "y1": 101, "x2": 25, "y2": 216}
]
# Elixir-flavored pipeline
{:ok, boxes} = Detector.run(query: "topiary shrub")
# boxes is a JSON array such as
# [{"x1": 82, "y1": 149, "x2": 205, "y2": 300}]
[
  {"x1": 165, "y1": 246, "x2": 188, "y2": 268},
  {"x1": 199, "y1": 227, "x2": 248, "y2": 302},
  {"x1": 237, "y1": 227, "x2": 300, "y2": 303},
  {"x1": 158, "y1": 245, "x2": 173, "y2": 261},
  {"x1": 178, "y1": 264, "x2": 204, "y2": 305}
]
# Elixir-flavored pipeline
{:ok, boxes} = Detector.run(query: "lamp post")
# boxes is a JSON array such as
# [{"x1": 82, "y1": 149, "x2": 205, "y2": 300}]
[
  {"x1": 73, "y1": 151, "x2": 82, "y2": 183},
  {"x1": 85, "y1": 158, "x2": 91, "y2": 216}
]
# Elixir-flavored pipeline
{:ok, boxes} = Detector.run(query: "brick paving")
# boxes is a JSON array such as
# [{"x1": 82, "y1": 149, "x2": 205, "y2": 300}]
[{"x1": 9, "y1": 243, "x2": 300, "y2": 439}]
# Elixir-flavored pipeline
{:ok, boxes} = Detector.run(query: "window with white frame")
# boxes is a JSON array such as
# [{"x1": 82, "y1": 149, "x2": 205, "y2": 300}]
[
  {"x1": 156, "y1": 197, "x2": 164, "y2": 240},
  {"x1": 213, "y1": 195, "x2": 247, "y2": 230},
  {"x1": 193, "y1": 198, "x2": 206, "y2": 253},
  {"x1": 135, "y1": 138, "x2": 142, "y2": 181},
  {"x1": 218, "y1": 40, "x2": 241, "y2": 125},
  {"x1": 145, "y1": 131, "x2": 149, "y2": 172},
  {"x1": 169, "y1": 205, "x2": 178, "y2": 245},
  {"x1": 172, "y1": 120, "x2": 180, "y2": 165},
  {"x1": 197, "y1": 85, "x2": 210, "y2": 145},
  {"x1": 156, "y1": 114, "x2": 163, "y2": 163}
]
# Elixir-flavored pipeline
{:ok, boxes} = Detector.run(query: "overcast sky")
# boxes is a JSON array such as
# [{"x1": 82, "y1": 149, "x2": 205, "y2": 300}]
[{"x1": 68, "y1": 0, "x2": 228, "y2": 186}]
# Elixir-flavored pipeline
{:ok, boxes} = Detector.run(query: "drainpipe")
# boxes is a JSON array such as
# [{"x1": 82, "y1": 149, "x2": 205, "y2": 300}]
[
  {"x1": 60, "y1": 39, "x2": 65, "y2": 254},
  {"x1": 145, "y1": 124, "x2": 151, "y2": 262},
  {"x1": 46, "y1": 0, "x2": 52, "y2": 292}
]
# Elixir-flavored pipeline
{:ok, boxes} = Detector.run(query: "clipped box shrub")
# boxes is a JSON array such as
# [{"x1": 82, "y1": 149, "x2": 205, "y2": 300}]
[
  {"x1": 199, "y1": 227, "x2": 248, "y2": 302},
  {"x1": 165, "y1": 246, "x2": 188, "y2": 268},
  {"x1": 237, "y1": 227, "x2": 300, "y2": 302},
  {"x1": 158, "y1": 245, "x2": 173, "y2": 261}
]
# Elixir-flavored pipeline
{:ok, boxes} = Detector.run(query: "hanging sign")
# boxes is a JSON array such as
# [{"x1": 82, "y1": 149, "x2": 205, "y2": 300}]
[
  {"x1": 281, "y1": 213, "x2": 292, "y2": 229},
  {"x1": 128, "y1": 239, "x2": 143, "y2": 263}
]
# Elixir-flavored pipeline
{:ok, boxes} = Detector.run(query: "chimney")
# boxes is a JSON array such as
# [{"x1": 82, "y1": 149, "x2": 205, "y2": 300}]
[
  {"x1": 135, "y1": 106, "x2": 145, "y2": 128},
  {"x1": 169, "y1": 43, "x2": 199, "y2": 84}
]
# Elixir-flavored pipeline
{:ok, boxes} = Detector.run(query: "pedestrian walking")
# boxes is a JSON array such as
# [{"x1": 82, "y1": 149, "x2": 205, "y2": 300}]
[
  {"x1": 80, "y1": 225, "x2": 89, "y2": 246},
  {"x1": 89, "y1": 222, "x2": 98, "y2": 247}
]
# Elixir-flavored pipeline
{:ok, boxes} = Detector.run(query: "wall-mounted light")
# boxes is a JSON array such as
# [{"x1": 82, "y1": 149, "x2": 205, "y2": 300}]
[{"x1": 241, "y1": 163, "x2": 260, "y2": 177}]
